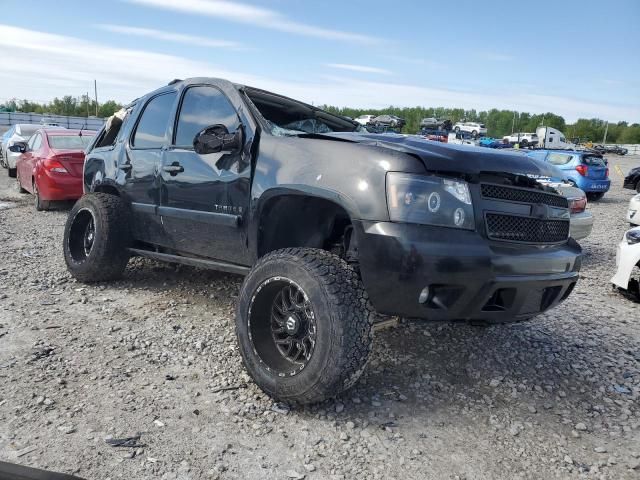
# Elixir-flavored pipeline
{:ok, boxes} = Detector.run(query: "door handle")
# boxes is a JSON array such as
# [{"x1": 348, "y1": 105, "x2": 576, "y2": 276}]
[
  {"x1": 163, "y1": 163, "x2": 184, "y2": 175},
  {"x1": 118, "y1": 164, "x2": 132, "y2": 171}
]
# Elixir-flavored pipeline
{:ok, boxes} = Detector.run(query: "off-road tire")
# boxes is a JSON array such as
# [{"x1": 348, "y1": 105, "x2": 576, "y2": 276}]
[
  {"x1": 63, "y1": 193, "x2": 131, "y2": 282},
  {"x1": 236, "y1": 248, "x2": 374, "y2": 404}
]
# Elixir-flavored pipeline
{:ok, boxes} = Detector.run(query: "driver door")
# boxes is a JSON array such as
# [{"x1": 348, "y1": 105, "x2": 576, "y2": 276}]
[{"x1": 159, "y1": 85, "x2": 251, "y2": 265}]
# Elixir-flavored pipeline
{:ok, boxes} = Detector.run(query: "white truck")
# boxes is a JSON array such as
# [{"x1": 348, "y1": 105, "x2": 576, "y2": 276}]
[
  {"x1": 536, "y1": 126, "x2": 576, "y2": 149},
  {"x1": 503, "y1": 132, "x2": 539, "y2": 147}
]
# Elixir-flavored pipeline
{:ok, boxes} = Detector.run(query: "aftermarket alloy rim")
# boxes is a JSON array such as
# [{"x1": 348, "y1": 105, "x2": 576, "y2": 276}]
[{"x1": 248, "y1": 277, "x2": 317, "y2": 376}]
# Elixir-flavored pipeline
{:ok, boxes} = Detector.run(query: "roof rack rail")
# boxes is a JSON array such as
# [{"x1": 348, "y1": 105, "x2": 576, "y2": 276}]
[{"x1": 168, "y1": 78, "x2": 182, "y2": 85}]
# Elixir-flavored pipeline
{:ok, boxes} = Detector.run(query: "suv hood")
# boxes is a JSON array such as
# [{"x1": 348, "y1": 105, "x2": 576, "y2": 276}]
[{"x1": 328, "y1": 132, "x2": 561, "y2": 178}]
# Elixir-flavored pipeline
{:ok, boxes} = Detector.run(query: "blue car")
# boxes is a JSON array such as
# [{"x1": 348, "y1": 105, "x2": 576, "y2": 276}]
[{"x1": 525, "y1": 149, "x2": 610, "y2": 200}]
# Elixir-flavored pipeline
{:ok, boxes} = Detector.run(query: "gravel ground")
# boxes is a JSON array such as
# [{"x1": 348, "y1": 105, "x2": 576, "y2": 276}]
[{"x1": 0, "y1": 155, "x2": 639, "y2": 480}]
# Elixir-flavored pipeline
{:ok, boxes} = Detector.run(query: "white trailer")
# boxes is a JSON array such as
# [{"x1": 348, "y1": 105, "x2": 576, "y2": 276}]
[{"x1": 536, "y1": 126, "x2": 576, "y2": 149}]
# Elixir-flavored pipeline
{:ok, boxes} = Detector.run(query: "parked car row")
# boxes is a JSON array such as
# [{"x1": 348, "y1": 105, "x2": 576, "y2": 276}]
[{"x1": 3, "y1": 125, "x2": 95, "y2": 209}]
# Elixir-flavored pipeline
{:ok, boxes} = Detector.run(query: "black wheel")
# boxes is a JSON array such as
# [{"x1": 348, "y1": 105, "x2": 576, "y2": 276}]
[
  {"x1": 454, "y1": 126, "x2": 460, "y2": 133},
  {"x1": 63, "y1": 193, "x2": 131, "y2": 282},
  {"x1": 471, "y1": 130, "x2": 478, "y2": 138},
  {"x1": 587, "y1": 192, "x2": 605, "y2": 201},
  {"x1": 236, "y1": 248, "x2": 374, "y2": 404},
  {"x1": 520, "y1": 139, "x2": 529, "y2": 147},
  {"x1": 7, "y1": 166, "x2": 16, "y2": 178},
  {"x1": 636, "y1": 181, "x2": 640, "y2": 194},
  {"x1": 33, "y1": 181, "x2": 51, "y2": 211},
  {"x1": 15, "y1": 173, "x2": 27, "y2": 194}
]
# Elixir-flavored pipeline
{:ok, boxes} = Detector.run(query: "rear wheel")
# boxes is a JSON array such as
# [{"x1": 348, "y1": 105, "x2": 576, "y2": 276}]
[
  {"x1": 520, "y1": 139, "x2": 529, "y2": 147},
  {"x1": 236, "y1": 248, "x2": 374, "y2": 404},
  {"x1": 63, "y1": 193, "x2": 131, "y2": 282},
  {"x1": 471, "y1": 130, "x2": 478, "y2": 138},
  {"x1": 587, "y1": 192, "x2": 605, "y2": 201},
  {"x1": 15, "y1": 173, "x2": 27, "y2": 194},
  {"x1": 33, "y1": 181, "x2": 51, "y2": 211}
]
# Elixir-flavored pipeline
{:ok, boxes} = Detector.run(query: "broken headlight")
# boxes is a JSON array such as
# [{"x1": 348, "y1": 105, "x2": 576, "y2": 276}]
[{"x1": 386, "y1": 173, "x2": 475, "y2": 230}]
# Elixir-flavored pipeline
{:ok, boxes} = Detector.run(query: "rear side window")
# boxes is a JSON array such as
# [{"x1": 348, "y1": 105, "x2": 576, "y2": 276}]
[
  {"x1": 175, "y1": 86, "x2": 239, "y2": 147},
  {"x1": 547, "y1": 153, "x2": 573, "y2": 165},
  {"x1": 49, "y1": 135, "x2": 94, "y2": 149},
  {"x1": 133, "y1": 92, "x2": 177, "y2": 148},
  {"x1": 583, "y1": 155, "x2": 606, "y2": 167}
]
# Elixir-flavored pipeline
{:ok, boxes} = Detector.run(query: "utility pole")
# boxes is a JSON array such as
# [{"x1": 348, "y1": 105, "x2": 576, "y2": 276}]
[
  {"x1": 602, "y1": 122, "x2": 609, "y2": 145},
  {"x1": 86, "y1": 92, "x2": 90, "y2": 117},
  {"x1": 94, "y1": 80, "x2": 98, "y2": 117},
  {"x1": 511, "y1": 111, "x2": 516, "y2": 134}
]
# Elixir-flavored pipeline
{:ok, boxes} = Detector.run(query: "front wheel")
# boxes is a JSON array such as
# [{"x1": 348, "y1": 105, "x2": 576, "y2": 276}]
[
  {"x1": 63, "y1": 193, "x2": 131, "y2": 282},
  {"x1": 236, "y1": 248, "x2": 374, "y2": 404}
]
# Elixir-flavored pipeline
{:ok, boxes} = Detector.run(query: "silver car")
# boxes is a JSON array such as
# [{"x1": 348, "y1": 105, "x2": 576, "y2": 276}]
[
  {"x1": 1, "y1": 124, "x2": 42, "y2": 177},
  {"x1": 553, "y1": 183, "x2": 593, "y2": 241}
]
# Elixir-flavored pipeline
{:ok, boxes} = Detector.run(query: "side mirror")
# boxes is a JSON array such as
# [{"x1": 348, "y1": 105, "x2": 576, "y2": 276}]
[
  {"x1": 9, "y1": 142, "x2": 26, "y2": 153},
  {"x1": 193, "y1": 124, "x2": 243, "y2": 155}
]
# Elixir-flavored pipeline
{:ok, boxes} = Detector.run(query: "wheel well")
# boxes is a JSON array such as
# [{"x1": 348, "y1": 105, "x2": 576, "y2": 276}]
[
  {"x1": 93, "y1": 184, "x2": 120, "y2": 196},
  {"x1": 257, "y1": 195, "x2": 354, "y2": 260}
]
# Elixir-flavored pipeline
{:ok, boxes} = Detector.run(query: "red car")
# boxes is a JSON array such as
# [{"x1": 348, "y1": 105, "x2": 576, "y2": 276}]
[{"x1": 15, "y1": 129, "x2": 95, "y2": 210}]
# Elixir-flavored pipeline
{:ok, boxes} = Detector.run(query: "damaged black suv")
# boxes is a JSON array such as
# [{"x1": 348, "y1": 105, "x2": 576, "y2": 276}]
[{"x1": 64, "y1": 78, "x2": 581, "y2": 404}]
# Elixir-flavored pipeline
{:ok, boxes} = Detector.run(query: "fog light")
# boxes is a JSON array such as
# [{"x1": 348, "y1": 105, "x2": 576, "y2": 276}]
[
  {"x1": 428, "y1": 192, "x2": 441, "y2": 212},
  {"x1": 453, "y1": 208, "x2": 465, "y2": 227}
]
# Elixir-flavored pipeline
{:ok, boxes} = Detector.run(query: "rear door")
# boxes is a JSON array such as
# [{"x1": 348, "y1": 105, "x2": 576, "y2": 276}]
[
  {"x1": 18, "y1": 133, "x2": 39, "y2": 191},
  {"x1": 159, "y1": 84, "x2": 251, "y2": 264},
  {"x1": 123, "y1": 91, "x2": 177, "y2": 245}
]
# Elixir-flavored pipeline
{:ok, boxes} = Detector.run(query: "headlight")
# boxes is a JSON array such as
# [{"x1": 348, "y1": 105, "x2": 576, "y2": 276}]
[
  {"x1": 386, "y1": 172, "x2": 475, "y2": 230},
  {"x1": 626, "y1": 229, "x2": 640, "y2": 245}
]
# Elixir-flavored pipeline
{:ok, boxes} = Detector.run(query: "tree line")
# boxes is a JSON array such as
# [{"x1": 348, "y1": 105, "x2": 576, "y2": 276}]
[
  {"x1": 1, "y1": 95, "x2": 639, "y2": 144},
  {"x1": 0, "y1": 96, "x2": 122, "y2": 119},
  {"x1": 323, "y1": 105, "x2": 640, "y2": 144}
]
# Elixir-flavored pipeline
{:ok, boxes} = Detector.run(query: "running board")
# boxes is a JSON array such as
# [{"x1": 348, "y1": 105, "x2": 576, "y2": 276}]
[{"x1": 129, "y1": 248, "x2": 251, "y2": 276}]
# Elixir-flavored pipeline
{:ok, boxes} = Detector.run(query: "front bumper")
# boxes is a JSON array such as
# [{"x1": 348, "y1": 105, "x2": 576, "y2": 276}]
[
  {"x1": 611, "y1": 233, "x2": 640, "y2": 290},
  {"x1": 355, "y1": 220, "x2": 581, "y2": 323},
  {"x1": 570, "y1": 211, "x2": 593, "y2": 240},
  {"x1": 627, "y1": 195, "x2": 640, "y2": 226}
]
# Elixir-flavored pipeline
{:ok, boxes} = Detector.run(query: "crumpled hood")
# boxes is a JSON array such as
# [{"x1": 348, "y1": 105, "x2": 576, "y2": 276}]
[{"x1": 328, "y1": 132, "x2": 561, "y2": 178}]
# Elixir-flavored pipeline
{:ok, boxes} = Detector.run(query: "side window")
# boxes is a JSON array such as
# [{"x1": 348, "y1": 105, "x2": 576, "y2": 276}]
[
  {"x1": 132, "y1": 92, "x2": 177, "y2": 149},
  {"x1": 547, "y1": 153, "x2": 572, "y2": 165},
  {"x1": 174, "y1": 86, "x2": 239, "y2": 147}
]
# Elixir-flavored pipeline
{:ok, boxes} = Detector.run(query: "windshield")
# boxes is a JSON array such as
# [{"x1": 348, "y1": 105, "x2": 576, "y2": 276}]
[
  {"x1": 49, "y1": 134, "x2": 95, "y2": 149},
  {"x1": 244, "y1": 87, "x2": 359, "y2": 136},
  {"x1": 17, "y1": 125, "x2": 39, "y2": 137}
]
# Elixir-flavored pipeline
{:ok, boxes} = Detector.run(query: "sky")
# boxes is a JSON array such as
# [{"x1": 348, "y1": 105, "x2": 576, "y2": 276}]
[{"x1": 0, "y1": 0, "x2": 638, "y2": 123}]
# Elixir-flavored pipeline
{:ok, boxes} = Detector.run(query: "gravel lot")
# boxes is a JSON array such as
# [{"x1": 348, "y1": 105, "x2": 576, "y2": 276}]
[{"x1": 1, "y1": 155, "x2": 639, "y2": 480}]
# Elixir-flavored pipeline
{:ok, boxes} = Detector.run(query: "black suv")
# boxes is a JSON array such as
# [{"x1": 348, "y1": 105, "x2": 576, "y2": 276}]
[{"x1": 63, "y1": 78, "x2": 581, "y2": 404}]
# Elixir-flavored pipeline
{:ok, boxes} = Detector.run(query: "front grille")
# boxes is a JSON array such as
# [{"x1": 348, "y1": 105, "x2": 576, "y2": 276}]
[
  {"x1": 485, "y1": 213, "x2": 569, "y2": 243},
  {"x1": 481, "y1": 184, "x2": 568, "y2": 208}
]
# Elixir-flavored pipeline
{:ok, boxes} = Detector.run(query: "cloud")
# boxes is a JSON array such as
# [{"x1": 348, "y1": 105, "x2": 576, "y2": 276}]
[
  {"x1": 326, "y1": 64, "x2": 391, "y2": 75},
  {"x1": 95, "y1": 24, "x2": 244, "y2": 49},
  {"x1": 0, "y1": 25, "x2": 636, "y2": 123},
  {"x1": 126, "y1": 0, "x2": 378, "y2": 44}
]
